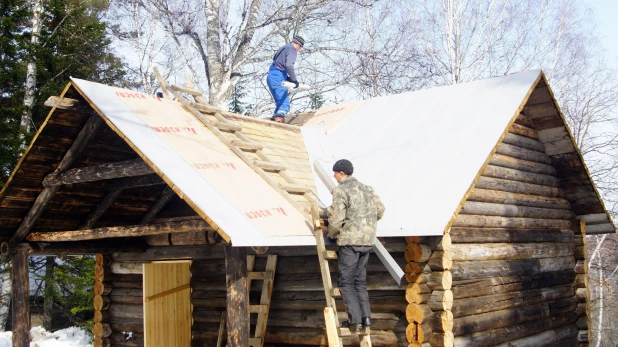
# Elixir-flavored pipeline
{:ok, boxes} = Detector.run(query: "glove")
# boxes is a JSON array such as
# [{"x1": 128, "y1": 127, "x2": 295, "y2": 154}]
[{"x1": 290, "y1": 80, "x2": 299, "y2": 89}]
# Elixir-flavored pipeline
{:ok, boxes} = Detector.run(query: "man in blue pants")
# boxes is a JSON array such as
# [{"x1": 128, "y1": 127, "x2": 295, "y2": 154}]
[{"x1": 267, "y1": 36, "x2": 304, "y2": 123}]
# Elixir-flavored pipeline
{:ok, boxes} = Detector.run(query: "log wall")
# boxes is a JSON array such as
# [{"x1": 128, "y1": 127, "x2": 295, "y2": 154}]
[
  {"x1": 448, "y1": 113, "x2": 582, "y2": 347},
  {"x1": 95, "y1": 238, "x2": 409, "y2": 347}
]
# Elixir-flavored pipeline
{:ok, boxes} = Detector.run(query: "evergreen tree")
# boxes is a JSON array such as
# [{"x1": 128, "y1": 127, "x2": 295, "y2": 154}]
[
  {"x1": 308, "y1": 92, "x2": 324, "y2": 110},
  {"x1": 228, "y1": 82, "x2": 250, "y2": 115},
  {"x1": 0, "y1": 0, "x2": 28, "y2": 186}
]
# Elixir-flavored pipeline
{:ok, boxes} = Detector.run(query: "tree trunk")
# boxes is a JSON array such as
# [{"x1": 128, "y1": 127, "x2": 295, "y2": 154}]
[
  {"x1": 20, "y1": 0, "x2": 43, "y2": 138},
  {"x1": 0, "y1": 263, "x2": 11, "y2": 331},
  {"x1": 43, "y1": 256, "x2": 55, "y2": 330}
]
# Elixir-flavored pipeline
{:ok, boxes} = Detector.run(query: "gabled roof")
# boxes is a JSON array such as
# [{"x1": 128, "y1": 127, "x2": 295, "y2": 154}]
[
  {"x1": 303, "y1": 70, "x2": 615, "y2": 236},
  {"x1": 0, "y1": 80, "x2": 318, "y2": 247}
]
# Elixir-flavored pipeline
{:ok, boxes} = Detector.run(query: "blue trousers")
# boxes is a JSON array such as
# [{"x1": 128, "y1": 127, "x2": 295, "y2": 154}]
[{"x1": 266, "y1": 65, "x2": 290, "y2": 116}]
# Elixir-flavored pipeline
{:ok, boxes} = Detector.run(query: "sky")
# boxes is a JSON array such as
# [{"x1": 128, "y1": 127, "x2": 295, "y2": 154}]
[{"x1": 588, "y1": 0, "x2": 618, "y2": 66}]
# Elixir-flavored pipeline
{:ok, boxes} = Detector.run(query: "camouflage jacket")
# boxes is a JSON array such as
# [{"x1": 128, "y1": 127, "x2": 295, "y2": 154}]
[{"x1": 327, "y1": 176, "x2": 385, "y2": 246}]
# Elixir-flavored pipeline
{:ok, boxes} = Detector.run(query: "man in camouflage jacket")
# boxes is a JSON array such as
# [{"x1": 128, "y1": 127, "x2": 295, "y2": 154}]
[{"x1": 327, "y1": 159, "x2": 385, "y2": 331}]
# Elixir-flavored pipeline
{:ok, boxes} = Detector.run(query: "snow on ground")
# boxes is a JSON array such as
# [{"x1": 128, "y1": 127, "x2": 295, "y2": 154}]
[{"x1": 0, "y1": 326, "x2": 92, "y2": 347}]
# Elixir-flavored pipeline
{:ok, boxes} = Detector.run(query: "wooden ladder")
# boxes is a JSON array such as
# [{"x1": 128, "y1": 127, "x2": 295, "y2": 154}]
[
  {"x1": 153, "y1": 68, "x2": 322, "y2": 222},
  {"x1": 247, "y1": 254, "x2": 277, "y2": 347}
]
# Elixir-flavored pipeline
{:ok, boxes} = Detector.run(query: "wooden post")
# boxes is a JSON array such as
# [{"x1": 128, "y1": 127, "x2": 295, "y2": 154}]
[
  {"x1": 225, "y1": 245, "x2": 249, "y2": 347},
  {"x1": 12, "y1": 248, "x2": 30, "y2": 347}
]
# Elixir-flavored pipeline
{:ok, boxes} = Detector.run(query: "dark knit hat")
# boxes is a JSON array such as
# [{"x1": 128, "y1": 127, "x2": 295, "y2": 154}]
[
  {"x1": 333, "y1": 159, "x2": 353, "y2": 175},
  {"x1": 292, "y1": 36, "x2": 305, "y2": 47}
]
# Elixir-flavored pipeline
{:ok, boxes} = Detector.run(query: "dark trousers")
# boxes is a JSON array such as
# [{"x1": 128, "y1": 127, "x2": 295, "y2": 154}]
[{"x1": 337, "y1": 246, "x2": 372, "y2": 324}]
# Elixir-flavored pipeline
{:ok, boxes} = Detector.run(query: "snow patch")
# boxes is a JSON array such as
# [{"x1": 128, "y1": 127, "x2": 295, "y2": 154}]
[{"x1": 0, "y1": 326, "x2": 92, "y2": 347}]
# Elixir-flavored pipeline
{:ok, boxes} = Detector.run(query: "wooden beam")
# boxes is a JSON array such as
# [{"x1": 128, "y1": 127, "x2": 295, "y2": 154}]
[
  {"x1": 44, "y1": 96, "x2": 94, "y2": 114},
  {"x1": 43, "y1": 158, "x2": 153, "y2": 187},
  {"x1": 26, "y1": 220, "x2": 211, "y2": 242},
  {"x1": 12, "y1": 248, "x2": 30, "y2": 347},
  {"x1": 225, "y1": 245, "x2": 249, "y2": 347},
  {"x1": 10, "y1": 115, "x2": 104, "y2": 243},
  {"x1": 140, "y1": 187, "x2": 174, "y2": 224},
  {"x1": 104, "y1": 173, "x2": 164, "y2": 191},
  {"x1": 80, "y1": 189, "x2": 123, "y2": 229}
]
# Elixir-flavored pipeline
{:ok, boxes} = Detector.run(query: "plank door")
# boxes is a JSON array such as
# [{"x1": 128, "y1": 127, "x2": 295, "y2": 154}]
[{"x1": 143, "y1": 260, "x2": 192, "y2": 347}]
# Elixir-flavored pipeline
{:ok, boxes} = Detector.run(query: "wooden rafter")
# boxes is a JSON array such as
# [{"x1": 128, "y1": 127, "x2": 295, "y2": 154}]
[
  {"x1": 10, "y1": 114, "x2": 104, "y2": 243},
  {"x1": 80, "y1": 189, "x2": 123, "y2": 229},
  {"x1": 43, "y1": 158, "x2": 153, "y2": 187},
  {"x1": 26, "y1": 220, "x2": 211, "y2": 242},
  {"x1": 140, "y1": 187, "x2": 174, "y2": 225}
]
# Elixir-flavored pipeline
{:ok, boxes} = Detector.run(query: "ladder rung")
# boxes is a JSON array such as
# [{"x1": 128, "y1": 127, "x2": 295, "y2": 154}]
[
  {"x1": 250, "y1": 304, "x2": 268, "y2": 313},
  {"x1": 230, "y1": 139, "x2": 264, "y2": 151},
  {"x1": 254, "y1": 160, "x2": 287, "y2": 172},
  {"x1": 279, "y1": 183, "x2": 312, "y2": 194},
  {"x1": 338, "y1": 327, "x2": 352, "y2": 337},
  {"x1": 249, "y1": 337, "x2": 262, "y2": 346},
  {"x1": 324, "y1": 250, "x2": 338, "y2": 260},
  {"x1": 248, "y1": 271, "x2": 274, "y2": 280},
  {"x1": 214, "y1": 121, "x2": 241, "y2": 132},
  {"x1": 171, "y1": 84, "x2": 203, "y2": 96},
  {"x1": 330, "y1": 288, "x2": 341, "y2": 297}
]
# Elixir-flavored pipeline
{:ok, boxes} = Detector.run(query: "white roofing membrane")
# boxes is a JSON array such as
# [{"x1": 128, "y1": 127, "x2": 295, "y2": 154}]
[
  {"x1": 303, "y1": 70, "x2": 542, "y2": 237},
  {"x1": 71, "y1": 78, "x2": 315, "y2": 247}
]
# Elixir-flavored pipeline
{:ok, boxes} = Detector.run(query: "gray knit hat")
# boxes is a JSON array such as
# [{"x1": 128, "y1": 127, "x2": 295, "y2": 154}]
[{"x1": 292, "y1": 36, "x2": 305, "y2": 47}]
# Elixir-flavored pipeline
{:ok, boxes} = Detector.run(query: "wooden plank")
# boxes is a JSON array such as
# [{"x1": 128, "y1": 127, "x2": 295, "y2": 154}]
[
  {"x1": 44, "y1": 96, "x2": 95, "y2": 114},
  {"x1": 43, "y1": 159, "x2": 153, "y2": 187},
  {"x1": 26, "y1": 220, "x2": 212, "y2": 242},
  {"x1": 225, "y1": 246, "x2": 249, "y2": 347},
  {"x1": 144, "y1": 283, "x2": 190, "y2": 302},
  {"x1": 255, "y1": 255, "x2": 277, "y2": 342},
  {"x1": 12, "y1": 248, "x2": 30, "y2": 347},
  {"x1": 324, "y1": 307, "x2": 341, "y2": 347},
  {"x1": 216, "y1": 312, "x2": 226, "y2": 347},
  {"x1": 10, "y1": 114, "x2": 104, "y2": 242},
  {"x1": 170, "y1": 84, "x2": 203, "y2": 96}
]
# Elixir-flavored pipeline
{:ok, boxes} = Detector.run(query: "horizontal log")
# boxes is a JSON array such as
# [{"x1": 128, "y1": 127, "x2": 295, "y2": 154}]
[
  {"x1": 193, "y1": 272, "x2": 405, "y2": 292},
  {"x1": 94, "y1": 281, "x2": 112, "y2": 296},
  {"x1": 109, "y1": 303, "x2": 143, "y2": 320},
  {"x1": 467, "y1": 188, "x2": 570, "y2": 210},
  {"x1": 406, "y1": 283, "x2": 431, "y2": 304},
  {"x1": 428, "y1": 290, "x2": 453, "y2": 311},
  {"x1": 453, "y1": 215, "x2": 572, "y2": 230},
  {"x1": 419, "y1": 234, "x2": 451, "y2": 252},
  {"x1": 475, "y1": 176, "x2": 564, "y2": 198},
  {"x1": 483, "y1": 165, "x2": 560, "y2": 187},
  {"x1": 574, "y1": 274, "x2": 585, "y2": 288},
  {"x1": 449, "y1": 228, "x2": 573, "y2": 244},
  {"x1": 576, "y1": 303, "x2": 587, "y2": 317},
  {"x1": 27, "y1": 220, "x2": 212, "y2": 242},
  {"x1": 94, "y1": 310, "x2": 110, "y2": 323},
  {"x1": 574, "y1": 260, "x2": 585, "y2": 274},
  {"x1": 453, "y1": 299, "x2": 576, "y2": 335},
  {"x1": 427, "y1": 251, "x2": 452, "y2": 271},
  {"x1": 427, "y1": 271, "x2": 451, "y2": 290},
  {"x1": 111, "y1": 239, "x2": 407, "y2": 261},
  {"x1": 94, "y1": 295, "x2": 111, "y2": 311},
  {"x1": 109, "y1": 288, "x2": 143, "y2": 305},
  {"x1": 451, "y1": 284, "x2": 574, "y2": 318},
  {"x1": 191, "y1": 326, "x2": 399, "y2": 346},
  {"x1": 489, "y1": 153, "x2": 556, "y2": 176},
  {"x1": 201, "y1": 309, "x2": 400, "y2": 331},
  {"x1": 577, "y1": 329, "x2": 588, "y2": 343},
  {"x1": 450, "y1": 242, "x2": 573, "y2": 261},
  {"x1": 453, "y1": 312, "x2": 578, "y2": 347},
  {"x1": 405, "y1": 243, "x2": 432, "y2": 262},
  {"x1": 43, "y1": 159, "x2": 154, "y2": 187},
  {"x1": 502, "y1": 133, "x2": 546, "y2": 152},
  {"x1": 406, "y1": 323, "x2": 431, "y2": 343},
  {"x1": 509, "y1": 122, "x2": 538, "y2": 139},
  {"x1": 493, "y1": 324, "x2": 578, "y2": 347},
  {"x1": 450, "y1": 257, "x2": 576, "y2": 280},
  {"x1": 460, "y1": 201, "x2": 574, "y2": 220},
  {"x1": 451, "y1": 271, "x2": 576, "y2": 299},
  {"x1": 406, "y1": 303, "x2": 432, "y2": 324},
  {"x1": 94, "y1": 323, "x2": 112, "y2": 338},
  {"x1": 575, "y1": 288, "x2": 587, "y2": 302},
  {"x1": 192, "y1": 290, "x2": 408, "y2": 312},
  {"x1": 495, "y1": 143, "x2": 552, "y2": 164},
  {"x1": 110, "y1": 331, "x2": 143, "y2": 347},
  {"x1": 110, "y1": 262, "x2": 143, "y2": 275},
  {"x1": 429, "y1": 331, "x2": 454, "y2": 347}
]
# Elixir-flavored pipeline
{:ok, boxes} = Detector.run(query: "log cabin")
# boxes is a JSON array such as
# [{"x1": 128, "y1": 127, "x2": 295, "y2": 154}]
[{"x1": 0, "y1": 69, "x2": 614, "y2": 347}]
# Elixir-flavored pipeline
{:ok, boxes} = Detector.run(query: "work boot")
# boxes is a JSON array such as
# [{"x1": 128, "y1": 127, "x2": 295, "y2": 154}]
[
  {"x1": 341, "y1": 321, "x2": 363, "y2": 332},
  {"x1": 362, "y1": 317, "x2": 371, "y2": 327}
]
